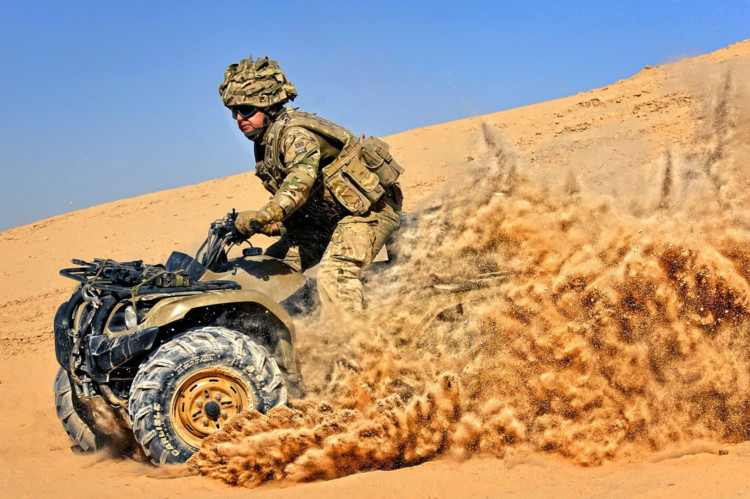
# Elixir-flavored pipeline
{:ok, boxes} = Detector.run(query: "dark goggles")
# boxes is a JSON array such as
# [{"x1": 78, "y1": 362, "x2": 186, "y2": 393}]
[{"x1": 230, "y1": 105, "x2": 261, "y2": 119}]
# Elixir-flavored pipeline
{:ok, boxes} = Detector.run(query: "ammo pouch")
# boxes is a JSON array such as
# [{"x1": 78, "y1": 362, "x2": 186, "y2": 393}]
[{"x1": 323, "y1": 136, "x2": 404, "y2": 215}]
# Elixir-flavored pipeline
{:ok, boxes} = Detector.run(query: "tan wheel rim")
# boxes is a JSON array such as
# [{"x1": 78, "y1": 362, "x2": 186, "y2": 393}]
[{"x1": 170, "y1": 367, "x2": 254, "y2": 449}]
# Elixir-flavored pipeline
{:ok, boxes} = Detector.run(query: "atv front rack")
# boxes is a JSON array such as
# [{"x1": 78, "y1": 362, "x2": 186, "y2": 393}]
[{"x1": 61, "y1": 258, "x2": 240, "y2": 296}]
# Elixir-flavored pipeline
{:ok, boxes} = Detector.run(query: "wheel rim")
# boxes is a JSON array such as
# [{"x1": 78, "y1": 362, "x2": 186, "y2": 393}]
[{"x1": 170, "y1": 367, "x2": 254, "y2": 449}]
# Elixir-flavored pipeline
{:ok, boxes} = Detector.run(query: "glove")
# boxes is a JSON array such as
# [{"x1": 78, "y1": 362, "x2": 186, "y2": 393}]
[
  {"x1": 235, "y1": 209, "x2": 271, "y2": 236},
  {"x1": 226, "y1": 215, "x2": 244, "y2": 243},
  {"x1": 258, "y1": 221, "x2": 287, "y2": 237},
  {"x1": 235, "y1": 202, "x2": 285, "y2": 236}
]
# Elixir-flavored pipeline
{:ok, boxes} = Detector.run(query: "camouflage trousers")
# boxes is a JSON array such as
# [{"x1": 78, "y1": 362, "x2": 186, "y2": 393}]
[{"x1": 265, "y1": 191, "x2": 402, "y2": 318}]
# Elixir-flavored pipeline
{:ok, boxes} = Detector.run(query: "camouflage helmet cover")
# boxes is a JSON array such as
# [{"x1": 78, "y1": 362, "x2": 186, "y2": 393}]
[{"x1": 219, "y1": 56, "x2": 298, "y2": 108}]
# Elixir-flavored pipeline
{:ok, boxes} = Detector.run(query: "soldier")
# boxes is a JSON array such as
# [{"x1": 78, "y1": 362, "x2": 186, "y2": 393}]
[{"x1": 219, "y1": 56, "x2": 404, "y2": 316}]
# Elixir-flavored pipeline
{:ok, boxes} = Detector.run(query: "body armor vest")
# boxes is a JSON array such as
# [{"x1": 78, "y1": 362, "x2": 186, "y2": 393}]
[{"x1": 255, "y1": 107, "x2": 403, "y2": 217}]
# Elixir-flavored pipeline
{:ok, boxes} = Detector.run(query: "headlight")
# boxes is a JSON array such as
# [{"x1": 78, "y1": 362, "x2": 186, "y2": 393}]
[
  {"x1": 123, "y1": 305, "x2": 138, "y2": 329},
  {"x1": 108, "y1": 304, "x2": 138, "y2": 333}
]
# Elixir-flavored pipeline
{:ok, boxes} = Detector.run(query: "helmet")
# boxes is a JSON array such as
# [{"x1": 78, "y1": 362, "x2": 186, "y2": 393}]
[{"x1": 219, "y1": 56, "x2": 298, "y2": 108}]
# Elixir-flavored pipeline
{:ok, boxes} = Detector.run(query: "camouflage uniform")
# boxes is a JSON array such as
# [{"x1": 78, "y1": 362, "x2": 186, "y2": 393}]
[
  {"x1": 220, "y1": 56, "x2": 403, "y2": 316},
  {"x1": 254, "y1": 108, "x2": 402, "y2": 315}
]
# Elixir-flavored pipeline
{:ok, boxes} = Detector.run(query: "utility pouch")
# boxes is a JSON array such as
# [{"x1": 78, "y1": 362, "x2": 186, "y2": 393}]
[
  {"x1": 361, "y1": 136, "x2": 404, "y2": 188},
  {"x1": 323, "y1": 139, "x2": 385, "y2": 215}
]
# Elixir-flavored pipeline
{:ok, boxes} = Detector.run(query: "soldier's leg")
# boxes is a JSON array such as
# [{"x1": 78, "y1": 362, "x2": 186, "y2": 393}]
[
  {"x1": 264, "y1": 237, "x2": 303, "y2": 272},
  {"x1": 264, "y1": 226, "x2": 332, "y2": 272},
  {"x1": 317, "y1": 201, "x2": 401, "y2": 316}
]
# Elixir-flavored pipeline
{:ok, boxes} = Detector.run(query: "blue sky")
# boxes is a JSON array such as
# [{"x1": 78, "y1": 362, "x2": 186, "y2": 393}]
[{"x1": 1, "y1": 1, "x2": 748, "y2": 231}]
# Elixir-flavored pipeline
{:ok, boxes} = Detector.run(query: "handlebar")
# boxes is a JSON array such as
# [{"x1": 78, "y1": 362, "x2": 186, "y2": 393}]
[{"x1": 195, "y1": 210, "x2": 258, "y2": 271}]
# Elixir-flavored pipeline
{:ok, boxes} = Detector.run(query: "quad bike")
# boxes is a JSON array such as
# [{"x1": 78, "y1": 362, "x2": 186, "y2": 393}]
[
  {"x1": 53, "y1": 209, "x2": 512, "y2": 465},
  {"x1": 53, "y1": 212, "x2": 311, "y2": 464}
]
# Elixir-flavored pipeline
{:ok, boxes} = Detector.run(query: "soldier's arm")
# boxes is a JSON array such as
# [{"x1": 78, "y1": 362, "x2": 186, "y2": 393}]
[{"x1": 262, "y1": 126, "x2": 320, "y2": 222}]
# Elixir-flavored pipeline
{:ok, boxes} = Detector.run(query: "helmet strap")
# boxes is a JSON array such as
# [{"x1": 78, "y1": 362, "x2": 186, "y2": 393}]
[{"x1": 243, "y1": 112, "x2": 273, "y2": 142}]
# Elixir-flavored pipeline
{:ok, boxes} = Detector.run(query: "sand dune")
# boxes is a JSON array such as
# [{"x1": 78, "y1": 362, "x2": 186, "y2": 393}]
[{"x1": 1, "y1": 40, "x2": 749, "y2": 496}]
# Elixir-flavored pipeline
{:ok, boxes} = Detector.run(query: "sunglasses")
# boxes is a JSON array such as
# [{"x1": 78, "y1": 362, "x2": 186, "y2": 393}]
[{"x1": 230, "y1": 105, "x2": 261, "y2": 119}]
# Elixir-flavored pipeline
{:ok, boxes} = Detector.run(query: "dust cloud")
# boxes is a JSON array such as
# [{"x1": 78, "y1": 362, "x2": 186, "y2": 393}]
[{"x1": 188, "y1": 73, "x2": 750, "y2": 486}]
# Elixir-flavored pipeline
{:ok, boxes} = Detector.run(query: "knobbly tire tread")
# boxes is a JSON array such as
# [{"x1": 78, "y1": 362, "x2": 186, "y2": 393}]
[
  {"x1": 53, "y1": 367, "x2": 99, "y2": 452},
  {"x1": 128, "y1": 326, "x2": 287, "y2": 465}
]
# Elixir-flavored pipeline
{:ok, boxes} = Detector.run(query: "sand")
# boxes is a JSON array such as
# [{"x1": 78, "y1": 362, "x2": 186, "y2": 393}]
[{"x1": 1, "y1": 40, "x2": 749, "y2": 497}]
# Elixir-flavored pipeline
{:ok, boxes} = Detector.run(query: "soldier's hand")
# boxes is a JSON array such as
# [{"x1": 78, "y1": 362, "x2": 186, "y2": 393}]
[
  {"x1": 257, "y1": 221, "x2": 287, "y2": 237},
  {"x1": 226, "y1": 220, "x2": 243, "y2": 242},
  {"x1": 235, "y1": 209, "x2": 273, "y2": 236}
]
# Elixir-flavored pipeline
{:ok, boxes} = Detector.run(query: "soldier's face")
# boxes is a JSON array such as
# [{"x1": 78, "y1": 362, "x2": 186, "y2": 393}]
[{"x1": 236, "y1": 109, "x2": 266, "y2": 134}]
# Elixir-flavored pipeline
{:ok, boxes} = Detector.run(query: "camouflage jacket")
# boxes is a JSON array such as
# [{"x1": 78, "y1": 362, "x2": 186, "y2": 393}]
[{"x1": 254, "y1": 107, "x2": 354, "y2": 228}]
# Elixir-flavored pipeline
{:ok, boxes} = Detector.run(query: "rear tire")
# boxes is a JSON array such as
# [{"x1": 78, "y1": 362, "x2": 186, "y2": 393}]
[
  {"x1": 53, "y1": 367, "x2": 99, "y2": 452},
  {"x1": 128, "y1": 326, "x2": 287, "y2": 465}
]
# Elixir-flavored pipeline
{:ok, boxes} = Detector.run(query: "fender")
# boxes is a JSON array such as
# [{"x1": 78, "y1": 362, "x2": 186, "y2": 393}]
[{"x1": 139, "y1": 289, "x2": 296, "y2": 342}]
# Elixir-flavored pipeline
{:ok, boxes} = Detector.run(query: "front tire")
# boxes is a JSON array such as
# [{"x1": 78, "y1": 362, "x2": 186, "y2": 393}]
[
  {"x1": 53, "y1": 367, "x2": 99, "y2": 452},
  {"x1": 128, "y1": 327, "x2": 287, "y2": 465}
]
